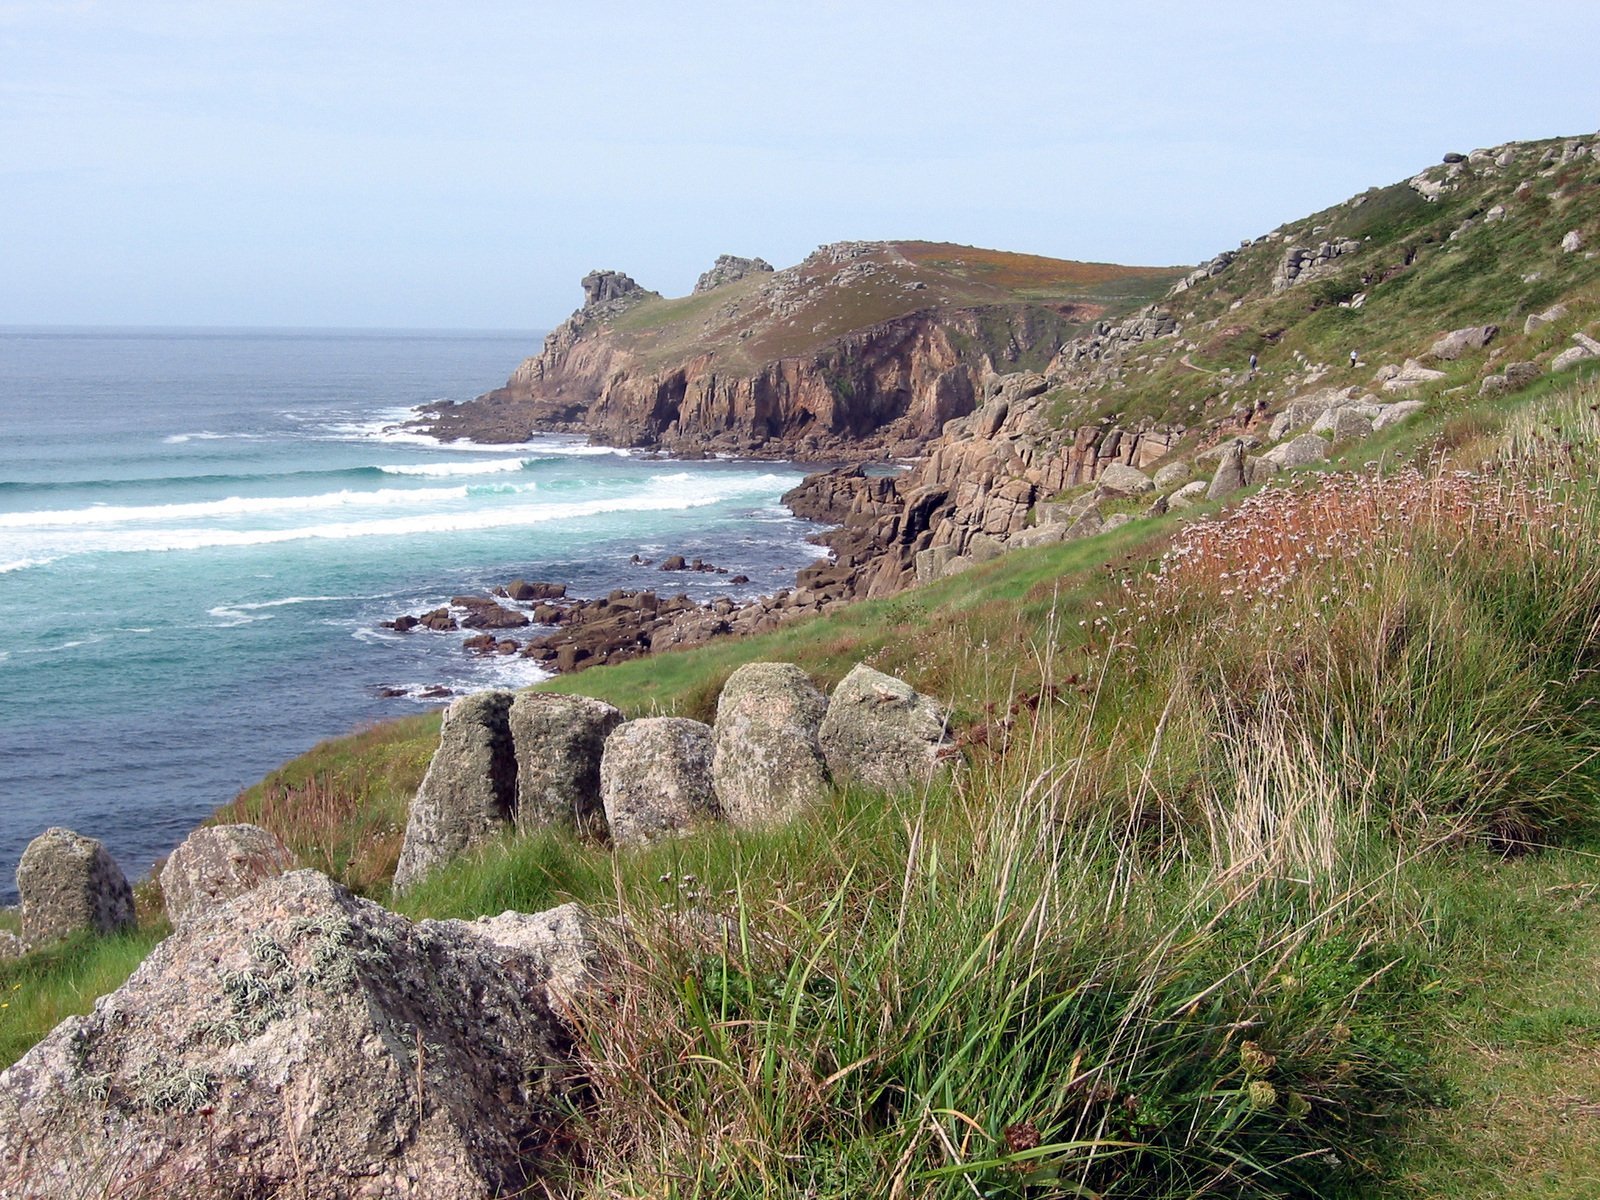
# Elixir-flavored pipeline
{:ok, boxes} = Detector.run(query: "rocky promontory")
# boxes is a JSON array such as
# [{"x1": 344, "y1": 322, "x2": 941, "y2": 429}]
[{"x1": 416, "y1": 242, "x2": 1180, "y2": 461}]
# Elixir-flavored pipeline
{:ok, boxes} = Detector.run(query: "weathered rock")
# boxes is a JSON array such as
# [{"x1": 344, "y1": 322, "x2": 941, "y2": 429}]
[
  {"x1": 1562, "y1": 230, "x2": 1585, "y2": 254},
  {"x1": 160, "y1": 824, "x2": 295, "y2": 929},
  {"x1": 1430, "y1": 324, "x2": 1499, "y2": 360},
  {"x1": 600, "y1": 718, "x2": 718, "y2": 846},
  {"x1": 693, "y1": 254, "x2": 774, "y2": 294},
  {"x1": 507, "y1": 693, "x2": 625, "y2": 836},
  {"x1": 711, "y1": 663, "x2": 831, "y2": 827},
  {"x1": 1552, "y1": 344, "x2": 1597, "y2": 372},
  {"x1": 1479, "y1": 361, "x2": 1541, "y2": 396},
  {"x1": 0, "y1": 930, "x2": 25, "y2": 961},
  {"x1": 1261, "y1": 433, "x2": 1331, "y2": 469},
  {"x1": 1168, "y1": 480, "x2": 1210, "y2": 509},
  {"x1": 1382, "y1": 358, "x2": 1449, "y2": 393},
  {"x1": 1095, "y1": 463, "x2": 1155, "y2": 496},
  {"x1": 504, "y1": 579, "x2": 566, "y2": 602},
  {"x1": 1371, "y1": 401, "x2": 1425, "y2": 430},
  {"x1": 1152, "y1": 461, "x2": 1191, "y2": 489},
  {"x1": 1205, "y1": 440, "x2": 1249, "y2": 501},
  {"x1": 1525, "y1": 304, "x2": 1569, "y2": 335},
  {"x1": 818, "y1": 665, "x2": 955, "y2": 794},
  {"x1": 0, "y1": 871, "x2": 592, "y2": 1199},
  {"x1": 393, "y1": 691, "x2": 517, "y2": 892},
  {"x1": 1310, "y1": 406, "x2": 1374, "y2": 441},
  {"x1": 16, "y1": 829, "x2": 135, "y2": 946}
]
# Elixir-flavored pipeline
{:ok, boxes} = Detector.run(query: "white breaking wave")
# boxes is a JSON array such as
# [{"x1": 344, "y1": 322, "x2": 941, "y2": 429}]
[
  {"x1": 377, "y1": 457, "x2": 534, "y2": 477},
  {"x1": 0, "y1": 483, "x2": 542, "y2": 528},
  {"x1": 5, "y1": 472, "x2": 795, "y2": 558},
  {"x1": 0, "y1": 557, "x2": 57, "y2": 573},
  {"x1": 163, "y1": 431, "x2": 268, "y2": 444}
]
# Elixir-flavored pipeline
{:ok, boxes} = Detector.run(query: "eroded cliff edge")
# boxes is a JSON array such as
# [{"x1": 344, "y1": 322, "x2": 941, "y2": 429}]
[{"x1": 418, "y1": 242, "x2": 1181, "y2": 461}]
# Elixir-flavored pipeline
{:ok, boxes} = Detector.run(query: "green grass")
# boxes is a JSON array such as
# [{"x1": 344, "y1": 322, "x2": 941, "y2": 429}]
[
  {"x1": 0, "y1": 927, "x2": 169, "y2": 1069},
  {"x1": 7, "y1": 139, "x2": 1600, "y2": 1196}
]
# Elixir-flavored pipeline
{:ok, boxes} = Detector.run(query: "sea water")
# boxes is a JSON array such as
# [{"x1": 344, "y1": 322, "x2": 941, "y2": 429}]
[{"x1": 0, "y1": 328, "x2": 822, "y2": 900}]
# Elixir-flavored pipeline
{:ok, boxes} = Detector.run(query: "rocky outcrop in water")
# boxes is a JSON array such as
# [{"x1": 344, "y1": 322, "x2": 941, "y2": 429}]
[{"x1": 417, "y1": 242, "x2": 1132, "y2": 460}]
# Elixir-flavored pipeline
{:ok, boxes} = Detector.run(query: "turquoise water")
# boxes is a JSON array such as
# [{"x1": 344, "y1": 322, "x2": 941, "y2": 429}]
[{"x1": 0, "y1": 328, "x2": 819, "y2": 899}]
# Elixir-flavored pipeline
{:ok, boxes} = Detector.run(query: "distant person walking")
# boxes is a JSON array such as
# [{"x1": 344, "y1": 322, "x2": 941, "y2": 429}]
[
  {"x1": 1350, "y1": 349, "x2": 1359, "y2": 370},
  {"x1": 1249, "y1": 352, "x2": 1258, "y2": 375}
]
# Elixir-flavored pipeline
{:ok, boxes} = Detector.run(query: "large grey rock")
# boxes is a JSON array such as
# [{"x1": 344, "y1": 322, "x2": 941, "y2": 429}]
[
  {"x1": 1309, "y1": 405, "x2": 1374, "y2": 441},
  {"x1": 0, "y1": 930, "x2": 25, "y2": 961},
  {"x1": 1525, "y1": 303, "x2": 1569, "y2": 334},
  {"x1": 1205, "y1": 440, "x2": 1249, "y2": 501},
  {"x1": 1562, "y1": 230, "x2": 1585, "y2": 253},
  {"x1": 1479, "y1": 361, "x2": 1541, "y2": 397},
  {"x1": 692, "y1": 254, "x2": 774, "y2": 294},
  {"x1": 600, "y1": 718, "x2": 718, "y2": 846},
  {"x1": 508, "y1": 693, "x2": 625, "y2": 836},
  {"x1": 711, "y1": 663, "x2": 831, "y2": 827},
  {"x1": 0, "y1": 871, "x2": 593, "y2": 1199},
  {"x1": 1267, "y1": 386, "x2": 1360, "y2": 441},
  {"x1": 1152, "y1": 461, "x2": 1191, "y2": 489},
  {"x1": 16, "y1": 829, "x2": 135, "y2": 946},
  {"x1": 1552, "y1": 344, "x2": 1597, "y2": 372},
  {"x1": 818, "y1": 665, "x2": 955, "y2": 794},
  {"x1": 1260, "y1": 433, "x2": 1330, "y2": 469},
  {"x1": 1094, "y1": 463, "x2": 1155, "y2": 496},
  {"x1": 1430, "y1": 324, "x2": 1499, "y2": 360},
  {"x1": 1167, "y1": 480, "x2": 1210, "y2": 510},
  {"x1": 1382, "y1": 358, "x2": 1449, "y2": 393},
  {"x1": 160, "y1": 824, "x2": 295, "y2": 929},
  {"x1": 393, "y1": 690, "x2": 517, "y2": 893},
  {"x1": 1371, "y1": 400, "x2": 1425, "y2": 430}
]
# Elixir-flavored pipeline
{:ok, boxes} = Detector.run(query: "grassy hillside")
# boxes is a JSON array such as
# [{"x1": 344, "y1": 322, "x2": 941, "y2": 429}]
[
  {"x1": 6, "y1": 134, "x2": 1600, "y2": 1196},
  {"x1": 8, "y1": 363, "x2": 1600, "y2": 1195},
  {"x1": 603, "y1": 241, "x2": 1181, "y2": 374}
]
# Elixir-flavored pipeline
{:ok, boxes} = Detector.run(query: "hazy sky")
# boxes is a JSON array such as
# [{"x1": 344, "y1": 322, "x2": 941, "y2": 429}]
[{"x1": 3, "y1": 1, "x2": 1597, "y2": 329}]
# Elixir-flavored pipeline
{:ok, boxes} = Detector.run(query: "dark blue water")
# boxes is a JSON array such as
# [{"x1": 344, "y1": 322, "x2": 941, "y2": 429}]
[{"x1": 0, "y1": 328, "x2": 820, "y2": 900}]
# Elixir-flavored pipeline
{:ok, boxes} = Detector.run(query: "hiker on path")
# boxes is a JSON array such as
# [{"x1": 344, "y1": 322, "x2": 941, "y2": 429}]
[
  {"x1": 1350, "y1": 349, "x2": 1359, "y2": 369},
  {"x1": 1249, "y1": 352, "x2": 1258, "y2": 375}
]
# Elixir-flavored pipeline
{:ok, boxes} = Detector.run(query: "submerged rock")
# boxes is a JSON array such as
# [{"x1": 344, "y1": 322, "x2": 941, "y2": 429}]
[
  {"x1": 711, "y1": 662, "x2": 831, "y2": 826},
  {"x1": 0, "y1": 871, "x2": 594, "y2": 1199},
  {"x1": 16, "y1": 828, "x2": 135, "y2": 946}
]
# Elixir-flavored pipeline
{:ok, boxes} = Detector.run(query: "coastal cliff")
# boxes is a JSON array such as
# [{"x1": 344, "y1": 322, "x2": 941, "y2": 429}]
[{"x1": 418, "y1": 241, "x2": 1181, "y2": 460}]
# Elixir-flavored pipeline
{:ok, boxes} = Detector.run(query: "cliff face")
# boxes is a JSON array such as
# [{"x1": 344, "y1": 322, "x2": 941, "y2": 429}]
[{"x1": 420, "y1": 242, "x2": 1180, "y2": 460}]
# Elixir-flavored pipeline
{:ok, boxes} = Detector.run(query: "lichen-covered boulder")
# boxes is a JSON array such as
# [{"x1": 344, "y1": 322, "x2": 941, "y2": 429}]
[
  {"x1": 0, "y1": 871, "x2": 595, "y2": 1199},
  {"x1": 600, "y1": 718, "x2": 718, "y2": 846},
  {"x1": 16, "y1": 828, "x2": 135, "y2": 946},
  {"x1": 160, "y1": 823, "x2": 295, "y2": 928},
  {"x1": 393, "y1": 690, "x2": 516, "y2": 893},
  {"x1": 508, "y1": 692, "x2": 625, "y2": 836},
  {"x1": 712, "y1": 663, "x2": 831, "y2": 827},
  {"x1": 1205, "y1": 439, "x2": 1248, "y2": 501},
  {"x1": 0, "y1": 930, "x2": 25, "y2": 961},
  {"x1": 818, "y1": 665, "x2": 956, "y2": 794},
  {"x1": 1095, "y1": 463, "x2": 1155, "y2": 496}
]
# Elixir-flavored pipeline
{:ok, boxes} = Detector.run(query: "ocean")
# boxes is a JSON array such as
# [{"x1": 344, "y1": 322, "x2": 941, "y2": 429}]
[{"x1": 0, "y1": 327, "x2": 821, "y2": 902}]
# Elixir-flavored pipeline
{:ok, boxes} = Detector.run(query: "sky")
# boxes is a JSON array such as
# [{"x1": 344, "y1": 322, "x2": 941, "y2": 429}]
[{"x1": 2, "y1": 1, "x2": 1597, "y2": 330}]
